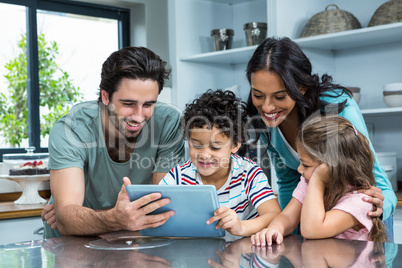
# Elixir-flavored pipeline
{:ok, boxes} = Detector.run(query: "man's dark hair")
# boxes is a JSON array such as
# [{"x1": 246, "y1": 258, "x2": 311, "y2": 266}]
[{"x1": 98, "y1": 46, "x2": 170, "y2": 102}]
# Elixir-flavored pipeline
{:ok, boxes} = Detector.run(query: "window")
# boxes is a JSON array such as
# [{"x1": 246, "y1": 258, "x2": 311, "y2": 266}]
[{"x1": 0, "y1": 0, "x2": 129, "y2": 160}]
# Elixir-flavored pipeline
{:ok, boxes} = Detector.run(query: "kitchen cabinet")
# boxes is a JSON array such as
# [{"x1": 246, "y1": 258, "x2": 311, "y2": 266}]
[{"x1": 0, "y1": 217, "x2": 43, "y2": 245}]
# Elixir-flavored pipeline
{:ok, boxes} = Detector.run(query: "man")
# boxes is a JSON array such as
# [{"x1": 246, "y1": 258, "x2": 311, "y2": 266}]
[{"x1": 42, "y1": 47, "x2": 184, "y2": 238}]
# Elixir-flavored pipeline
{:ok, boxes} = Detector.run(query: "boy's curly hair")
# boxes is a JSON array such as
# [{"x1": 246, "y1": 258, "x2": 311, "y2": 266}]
[{"x1": 182, "y1": 89, "x2": 248, "y2": 145}]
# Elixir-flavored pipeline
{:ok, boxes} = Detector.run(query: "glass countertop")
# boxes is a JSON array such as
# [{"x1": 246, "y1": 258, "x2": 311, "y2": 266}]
[{"x1": 0, "y1": 234, "x2": 400, "y2": 267}]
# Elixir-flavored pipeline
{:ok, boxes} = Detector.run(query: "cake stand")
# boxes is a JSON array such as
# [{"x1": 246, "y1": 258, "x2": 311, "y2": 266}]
[{"x1": 0, "y1": 174, "x2": 50, "y2": 204}]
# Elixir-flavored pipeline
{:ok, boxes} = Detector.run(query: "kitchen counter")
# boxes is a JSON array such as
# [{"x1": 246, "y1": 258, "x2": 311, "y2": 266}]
[
  {"x1": 396, "y1": 192, "x2": 402, "y2": 206},
  {"x1": 0, "y1": 190, "x2": 49, "y2": 220},
  {"x1": 0, "y1": 202, "x2": 47, "y2": 220},
  {"x1": 0, "y1": 232, "x2": 400, "y2": 267}
]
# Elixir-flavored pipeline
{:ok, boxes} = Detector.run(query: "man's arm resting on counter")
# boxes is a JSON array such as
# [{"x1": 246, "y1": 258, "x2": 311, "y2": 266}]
[
  {"x1": 51, "y1": 167, "x2": 118, "y2": 236},
  {"x1": 51, "y1": 168, "x2": 174, "y2": 236}
]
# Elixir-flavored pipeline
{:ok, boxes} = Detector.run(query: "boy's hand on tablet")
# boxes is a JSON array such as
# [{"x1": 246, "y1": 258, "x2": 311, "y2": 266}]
[
  {"x1": 206, "y1": 206, "x2": 243, "y2": 236},
  {"x1": 113, "y1": 177, "x2": 175, "y2": 232}
]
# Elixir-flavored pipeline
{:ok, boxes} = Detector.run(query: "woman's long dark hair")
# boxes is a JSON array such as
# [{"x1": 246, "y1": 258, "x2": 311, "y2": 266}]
[{"x1": 245, "y1": 37, "x2": 352, "y2": 145}]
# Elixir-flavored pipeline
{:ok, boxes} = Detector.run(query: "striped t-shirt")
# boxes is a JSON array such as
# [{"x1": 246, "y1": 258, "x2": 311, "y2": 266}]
[{"x1": 159, "y1": 154, "x2": 276, "y2": 221}]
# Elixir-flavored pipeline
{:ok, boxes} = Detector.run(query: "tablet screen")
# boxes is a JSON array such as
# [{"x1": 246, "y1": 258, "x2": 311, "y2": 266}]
[{"x1": 126, "y1": 184, "x2": 225, "y2": 237}]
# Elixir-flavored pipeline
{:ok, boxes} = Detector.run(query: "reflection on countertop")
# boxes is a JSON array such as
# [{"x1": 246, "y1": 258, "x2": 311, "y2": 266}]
[{"x1": 0, "y1": 232, "x2": 400, "y2": 267}]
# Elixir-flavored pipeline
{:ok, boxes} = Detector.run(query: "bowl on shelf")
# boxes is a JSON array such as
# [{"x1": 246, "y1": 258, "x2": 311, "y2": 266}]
[
  {"x1": 368, "y1": 0, "x2": 402, "y2": 27},
  {"x1": 384, "y1": 82, "x2": 402, "y2": 92},
  {"x1": 383, "y1": 82, "x2": 402, "y2": 108},
  {"x1": 346, "y1": 86, "x2": 361, "y2": 104},
  {"x1": 300, "y1": 4, "x2": 361, "y2": 38}
]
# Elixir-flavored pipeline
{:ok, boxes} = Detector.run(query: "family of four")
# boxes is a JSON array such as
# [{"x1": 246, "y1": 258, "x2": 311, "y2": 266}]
[{"x1": 42, "y1": 37, "x2": 396, "y2": 244}]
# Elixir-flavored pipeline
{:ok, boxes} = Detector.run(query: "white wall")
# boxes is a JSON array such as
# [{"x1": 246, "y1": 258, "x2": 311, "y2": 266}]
[{"x1": 81, "y1": 0, "x2": 171, "y2": 86}]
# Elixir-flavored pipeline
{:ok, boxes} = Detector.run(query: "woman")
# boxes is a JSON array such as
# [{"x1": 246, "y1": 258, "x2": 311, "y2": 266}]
[{"x1": 245, "y1": 36, "x2": 396, "y2": 240}]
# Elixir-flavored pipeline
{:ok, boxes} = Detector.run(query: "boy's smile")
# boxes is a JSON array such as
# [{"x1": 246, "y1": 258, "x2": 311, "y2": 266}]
[{"x1": 188, "y1": 125, "x2": 241, "y2": 187}]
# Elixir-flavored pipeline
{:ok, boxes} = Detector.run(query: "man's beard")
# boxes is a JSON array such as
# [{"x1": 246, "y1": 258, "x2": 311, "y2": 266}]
[{"x1": 107, "y1": 107, "x2": 140, "y2": 143}]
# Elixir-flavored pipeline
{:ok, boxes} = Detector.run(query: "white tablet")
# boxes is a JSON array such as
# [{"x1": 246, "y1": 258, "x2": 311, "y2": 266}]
[{"x1": 126, "y1": 184, "x2": 225, "y2": 237}]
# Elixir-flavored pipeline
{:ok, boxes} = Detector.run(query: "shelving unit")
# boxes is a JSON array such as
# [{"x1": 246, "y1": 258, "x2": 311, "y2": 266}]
[
  {"x1": 296, "y1": 22, "x2": 402, "y2": 51},
  {"x1": 198, "y1": 0, "x2": 256, "y2": 3},
  {"x1": 181, "y1": 45, "x2": 257, "y2": 64},
  {"x1": 168, "y1": 0, "x2": 268, "y2": 108},
  {"x1": 361, "y1": 107, "x2": 402, "y2": 116},
  {"x1": 181, "y1": 22, "x2": 402, "y2": 64}
]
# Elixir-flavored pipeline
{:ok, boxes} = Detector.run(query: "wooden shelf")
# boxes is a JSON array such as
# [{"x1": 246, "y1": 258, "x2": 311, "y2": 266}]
[
  {"x1": 180, "y1": 22, "x2": 402, "y2": 64},
  {"x1": 198, "y1": 0, "x2": 257, "y2": 4},
  {"x1": 295, "y1": 22, "x2": 402, "y2": 51},
  {"x1": 181, "y1": 45, "x2": 257, "y2": 64},
  {"x1": 361, "y1": 107, "x2": 402, "y2": 116}
]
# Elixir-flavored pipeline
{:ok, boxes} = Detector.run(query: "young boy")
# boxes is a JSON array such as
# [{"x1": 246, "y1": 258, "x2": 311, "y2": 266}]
[{"x1": 159, "y1": 89, "x2": 281, "y2": 237}]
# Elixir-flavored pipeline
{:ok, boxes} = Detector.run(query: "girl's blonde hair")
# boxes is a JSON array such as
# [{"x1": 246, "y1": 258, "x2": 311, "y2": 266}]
[{"x1": 296, "y1": 114, "x2": 387, "y2": 242}]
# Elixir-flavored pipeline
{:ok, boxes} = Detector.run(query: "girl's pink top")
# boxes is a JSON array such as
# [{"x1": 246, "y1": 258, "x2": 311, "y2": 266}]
[{"x1": 292, "y1": 177, "x2": 373, "y2": 241}]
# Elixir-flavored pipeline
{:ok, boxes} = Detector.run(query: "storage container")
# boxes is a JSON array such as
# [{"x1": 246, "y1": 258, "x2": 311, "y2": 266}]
[
  {"x1": 211, "y1": 28, "x2": 234, "y2": 51},
  {"x1": 369, "y1": 0, "x2": 402, "y2": 27},
  {"x1": 383, "y1": 82, "x2": 402, "y2": 108},
  {"x1": 300, "y1": 4, "x2": 361, "y2": 38},
  {"x1": 244, "y1": 22, "x2": 267, "y2": 46},
  {"x1": 346, "y1": 87, "x2": 361, "y2": 104}
]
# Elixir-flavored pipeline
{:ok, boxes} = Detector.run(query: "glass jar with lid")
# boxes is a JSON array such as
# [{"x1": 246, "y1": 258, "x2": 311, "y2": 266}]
[{"x1": 3, "y1": 147, "x2": 49, "y2": 176}]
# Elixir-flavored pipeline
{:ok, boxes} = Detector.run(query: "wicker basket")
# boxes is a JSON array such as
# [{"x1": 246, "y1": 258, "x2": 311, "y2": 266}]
[
  {"x1": 300, "y1": 4, "x2": 362, "y2": 38},
  {"x1": 368, "y1": 0, "x2": 402, "y2": 27}
]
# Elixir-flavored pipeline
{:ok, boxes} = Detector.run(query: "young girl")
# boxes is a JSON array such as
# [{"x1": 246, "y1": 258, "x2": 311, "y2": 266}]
[
  {"x1": 251, "y1": 115, "x2": 387, "y2": 246},
  {"x1": 159, "y1": 89, "x2": 281, "y2": 237}
]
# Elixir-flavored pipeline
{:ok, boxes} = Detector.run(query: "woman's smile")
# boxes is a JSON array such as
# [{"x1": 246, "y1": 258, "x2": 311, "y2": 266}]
[
  {"x1": 251, "y1": 70, "x2": 298, "y2": 128},
  {"x1": 262, "y1": 111, "x2": 282, "y2": 121}
]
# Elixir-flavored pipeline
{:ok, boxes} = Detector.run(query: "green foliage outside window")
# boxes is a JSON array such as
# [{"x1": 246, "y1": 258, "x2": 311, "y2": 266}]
[{"x1": 0, "y1": 33, "x2": 82, "y2": 147}]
